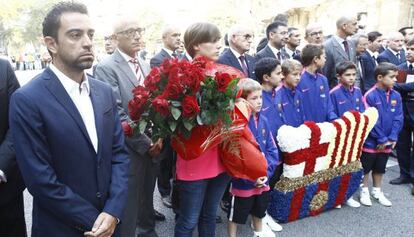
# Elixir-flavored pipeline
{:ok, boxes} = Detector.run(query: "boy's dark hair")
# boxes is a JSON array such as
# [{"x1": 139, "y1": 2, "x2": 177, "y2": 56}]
[
  {"x1": 336, "y1": 61, "x2": 357, "y2": 76},
  {"x1": 301, "y1": 44, "x2": 324, "y2": 67},
  {"x1": 399, "y1": 26, "x2": 413, "y2": 37},
  {"x1": 367, "y1": 31, "x2": 382, "y2": 43},
  {"x1": 266, "y1": 21, "x2": 287, "y2": 39},
  {"x1": 375, "y1": 62, "x2": 398, "y2": 80},
  {"x1": 42, "y1": 2, "x2": 88, "y2": 41},
  {"x1": 254, "y1": 57, "x2": 281, "y2": 84},
  {"x1": 407, "y1": 39, "x2": 414, "y2": 47}
]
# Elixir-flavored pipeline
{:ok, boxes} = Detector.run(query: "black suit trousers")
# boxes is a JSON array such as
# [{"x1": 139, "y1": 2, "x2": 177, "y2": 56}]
[{"x1": 0, "y1": 193, "x2": 27, "y2": 237}]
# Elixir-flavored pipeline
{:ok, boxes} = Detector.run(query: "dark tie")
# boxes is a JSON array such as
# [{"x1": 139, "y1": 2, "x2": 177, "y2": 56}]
[
  {"x1": 171, "y1": 52, "x2": 178, "y2": 59},
  {"x1": 396, "y1": 53, "x2": 401, "y2": 62},
  {"x1": 343, "y1": 41, "x2": 350, "y2": 59},
  {"x1": 129, "y1": 58, "x2": 143, "y2": 84},
  {"x1": 239, "y1": 55, "x2": 249, "y2": 76},
  {"x1": 277, "y1": 51, "x2": 281, "y2": 61},
  {"x1": 409, "y1": 64, "x2": 413, "y2": 72}
]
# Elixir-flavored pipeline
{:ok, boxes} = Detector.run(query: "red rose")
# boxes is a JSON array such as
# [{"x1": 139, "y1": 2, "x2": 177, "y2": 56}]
[
  {"x1": 144, "y1": 68, "x2": 162, "y2": 91},
  {"x1": 182, "y1": 95, "x2": 200, "y2": 118},
  {"x1": 129, "y1": 86, "x2": 150, "y2": 120},
  {"x1": 121, "y1": 121, "x2": 134, "y2": 137},
  {"x1": 164, "y1": 76, "x2": 185, "y2": 99},
  {"x1": 152, "y1": 95, "x2": 170, "y2": 116},
  {"x1": 215, "y1": 72, "x2": 233, "y2": 92}
]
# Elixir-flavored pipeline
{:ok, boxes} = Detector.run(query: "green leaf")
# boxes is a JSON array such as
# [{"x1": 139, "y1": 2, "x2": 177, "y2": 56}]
[
  {"x1": 171, "y1": 107, "x2": 181, "y2": 120},
  {"x1": 138, "y1": 120, "x2": 148, "y2": 134},
  {"x1": 171, "y1": 101, "x2": 181, "y2": 107},
  {"x1": 183, "y1": 120, "x2": 195, "y2": 131},
  {"x1": 168, "y1": 120, "x2": 177, "y2": 132}
]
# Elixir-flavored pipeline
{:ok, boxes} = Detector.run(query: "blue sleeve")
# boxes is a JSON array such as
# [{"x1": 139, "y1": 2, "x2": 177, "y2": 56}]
[
  {"x1": 326, "y1": 82, "x2": 338, "y2": 121},
  {"x1": 358, "y1": 92, "x2": 365, "y2": 113},
  {"x1": 9, "y1": 91, "x2": 100, "y2": 231},
  {"x1": 265, "y1": 123, "x2": 279, "y2": 178},
  {"x1": 394, "y1": 82, "x2": 414, "y2": 92},
  {"x1": 103, "y1": 90, "x2": 130, "y2": 220},
  {"x1": 329, "y1": 91, "x2": 340, "y2": 118},
  {"x1": 364, "y1": 94, "x2": 388, "y2": 144},
  {"x1": 388, "y1": 95, "x2": 404, "y2": 141}
]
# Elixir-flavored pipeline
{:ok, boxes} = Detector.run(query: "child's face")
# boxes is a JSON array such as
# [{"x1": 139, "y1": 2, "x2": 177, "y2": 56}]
[
  {"x1": 339, "y1": 68, "x2": 357, "y2": 87},
  {"x1": 264, "y1": 65, "x2": 284, "y2": 87},
  {"x1": 315, "y1": 51, "x2": 326, "y2": 68},
  {"x1": 246, "y1": 90, "x2": 263, "y2": 113},
  {"x1": 378, "y1": 70, "x2": 397, "y2": 89},
  {"x1": 284, "y1": 69, "x2": 301, "y2": 88}
]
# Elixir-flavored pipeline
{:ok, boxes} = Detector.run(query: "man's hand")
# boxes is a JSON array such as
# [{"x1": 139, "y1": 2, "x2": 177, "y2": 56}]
[
  {"x1": 84, "y1": 212, "x2": 117, "y2": 237},
  {"x1": 148, "y1": 138, "x2": 163, "y2": 158},
  {"x1": 255, "y1": 176, "x2": 268, "y2": 188}
]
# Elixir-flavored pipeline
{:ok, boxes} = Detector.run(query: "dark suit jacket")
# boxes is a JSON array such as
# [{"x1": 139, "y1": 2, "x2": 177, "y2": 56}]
[
  {"x1": 377, "y1": 48, "x2": 406, "y2": 66},
  {"x1": 323, "y1": 36, "x2": 356, "y2": 88},
  {"x1": 255, "y1": 45, "x2": 289, "y2": 62},
  {"x1": 394, "y1": 62, "x2": 414, "y2": 126},
  {"x1": 0, "y1": 59, "x2": 25, "y2": 206},
  {"x1": 360, "y1": 50, "x2": 377, "y2": 94},
  {"x1": 217, "y1": 49, "x2": 257, "y2": 80},
  {"x1": 10, "y1": 68, "x2": 129, "y2": 237},
  {"x1": 150, "y1": 49, "x2": 172, "y2": 69},
  {"x1": 281, "y1": 47, "x2": 301, "y2": 62}
]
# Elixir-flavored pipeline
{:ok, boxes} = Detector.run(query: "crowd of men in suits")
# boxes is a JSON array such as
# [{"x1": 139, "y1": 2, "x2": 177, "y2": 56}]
[{"x1": 1, "y1": 1, "x2": 414, "y2": 236}]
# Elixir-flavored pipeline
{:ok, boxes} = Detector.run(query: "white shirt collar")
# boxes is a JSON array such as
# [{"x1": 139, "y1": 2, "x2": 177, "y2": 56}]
[
  {"x1": 118, "y1": 48, "x2": 137, "y2": 62},
  {"x1": 388, "y1": 48, "x2": 400, "y2": 56},
  {"x1": 284, "y1": 46, "x2": 294, "y2": 57},
  {"x1": 49, "y1": 63, "x2": 90, "y2": 95},
  {"x1": 334, "y1": 35, "x2": 347, "y2": 45},
  {"x1": 162, "y1": 47, "x2": 175, "y2": 57},
  {"x1": 229, "y1": 47, "x2": 243, "y2": 59},
  {"x1": 267, "y1": 43, "x2": 280, "y2": 57},
  {"x1": 366, "y1": 49, "x2": 378, "y2": 58}
]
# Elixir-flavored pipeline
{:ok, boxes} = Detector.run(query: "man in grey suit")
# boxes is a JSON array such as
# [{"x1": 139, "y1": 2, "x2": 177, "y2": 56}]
[
  {"x1": 150, "y1": 26, "x2": 181, "y2": 68},
  {"x1": 95, "y1": 18, "x2": 162, "y2": 237},
  {"x1": 323, "y1": 16, "x2": 358, "y2": 88}
]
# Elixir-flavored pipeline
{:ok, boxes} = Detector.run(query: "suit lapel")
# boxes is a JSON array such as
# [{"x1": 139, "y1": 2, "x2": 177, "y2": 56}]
[
  {"x1": 43, "y1": 68, "x2": 95, "y2": 151},
  {"x1": 332, "y1": 39, "x2": 349, "y2": 60},
  {"x1": 228, "y1": 51, "x2": 243, "y2": 72},
  {"x1": 114, "y1": 50, "x2": 139, "y2": 88},
  {"x1": 265, "y1": 46, "x2": 276, "y2": 58}
]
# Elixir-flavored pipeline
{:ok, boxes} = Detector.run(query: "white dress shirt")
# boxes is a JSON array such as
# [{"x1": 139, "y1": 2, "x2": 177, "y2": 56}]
[
  {"x1": 229, "y1": 47, "x2": 247, "y2": 70},
  {"x1": 268, "y1": 43, "x2": 282, "y2": 61},
  {"x1": 50, "y1": 64, "x2": 98, "y2": 153}
]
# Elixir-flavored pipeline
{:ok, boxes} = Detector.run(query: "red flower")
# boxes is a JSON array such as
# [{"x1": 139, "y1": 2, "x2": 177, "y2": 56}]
[
  {"x1": 129, "y1": 86, "x2": 150, "y2": 121},
  {"x1": 152, "y1": 95, "x2": 170, "y2": 116},
  {"x1": 182, "y1": 95, "x2": 200, "y2": 118},
  {"x1": 144, "y1": 68, "x2": 162, "y2": 91},
  {"x1": 121, "y1": 121, "x2": 134, "y2": 137},
  {"x1": 215, "y1": 72, "x2": 233, "y2": 92}
]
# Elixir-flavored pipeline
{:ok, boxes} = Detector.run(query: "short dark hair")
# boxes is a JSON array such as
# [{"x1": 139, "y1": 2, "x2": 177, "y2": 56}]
[
  {"x1": 266, "y1": 21, "x2": 287, "y2": 39},
  {"x1": 301, "y1": 44, "x2": 324, "y2": 67},
  {"x1": 224, "y1": 33, "x2": 229, "y2": 47},
  {"x1": 254, "y1": 57, "x2": 280, "y2": 84},
  {"x1": 336, "y1": 61, "x2": 357, "y2": 76},
  {"x1": 42, "y1": 2, "x2": 88, "y2": 41},
  {"x1": 367, "y1": 31, "x2": 382, "y2": 42},
  {"x1": 288, "y1": 27, "x2": 299, "y2": 36},
  {"x1": 399, "y1": 26, "x2": 413, "y2": 36},
  {"x1": 184, "y1": 22, "x2": 221, "y2": 58},
  {"x1": 375, "y1": 62, "x2": 398, "y2": 80},
  {"x1": 407, "y1": 39, "x2": 414, "y2": 47}
]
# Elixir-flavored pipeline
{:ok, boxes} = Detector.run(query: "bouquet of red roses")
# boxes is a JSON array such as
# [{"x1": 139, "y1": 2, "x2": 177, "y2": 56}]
[{"x1": 126, "y1": 56, "x2": 239, "y2": 142}]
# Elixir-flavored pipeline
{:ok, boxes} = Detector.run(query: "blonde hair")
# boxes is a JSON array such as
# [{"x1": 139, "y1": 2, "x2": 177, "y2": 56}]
[
  {"x1": 238, "y1": 78, "x2": 262, "y2": 99},
  {"x1": 282, "y1": 59, "x2": 303, "y2": 76}
]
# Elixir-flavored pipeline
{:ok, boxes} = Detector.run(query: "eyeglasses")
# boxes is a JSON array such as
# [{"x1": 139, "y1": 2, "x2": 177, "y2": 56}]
[
  {"x1": 116, "y1": 28, "x2": 145, "y2": 38},
  {"x1": 235, "y1": 34, "x2": 254, "y2": 40},
  {"x1": 310, "y1": 31, "x2": 323, "y2": 37},
  {"x1": 104, "y1": 35, "x2": 114, "y2": 41}
]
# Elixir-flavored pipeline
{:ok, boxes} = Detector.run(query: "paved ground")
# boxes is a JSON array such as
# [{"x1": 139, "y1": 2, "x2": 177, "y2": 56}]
[{"x1": 16, "y1": 70, "x2": 414, "y2": 237}]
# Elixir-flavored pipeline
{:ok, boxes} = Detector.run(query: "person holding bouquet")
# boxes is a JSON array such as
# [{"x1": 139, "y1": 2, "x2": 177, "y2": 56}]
[{"x1": 174, "y1": 22, "x2": 232, "y2": 237}]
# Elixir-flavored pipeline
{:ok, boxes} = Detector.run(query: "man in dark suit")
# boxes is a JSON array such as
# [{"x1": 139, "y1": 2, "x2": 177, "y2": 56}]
[
  {"x1": 9, "y1": 2, "x2": 129, "y2": 237},
  {"x1": 217, "y1": 25, "x2": 256, "y2": 80},
  {"x1": 95, "y1": 18, "x2": 163, "y2": 237},
  {"x1": 359, "y1": 31, "x2": 382, "y2": 94},
  {"x1": 377, "y1": 32, "x2": 406, "y2": 66},
  {"x1": 255, "y1": 21, "x2": 289, "y2": 63},
  {"x1": 391, "y1": 39, "x2": 414, "y2": 195},
  {"x1": 323, "y1": 16, "x2": 358, "y2": 88},
  {"x1": 282, "y1": 27, "x2": 301, "y2": 61},
  {"x1": 150, "y1": 26, "x2": 181, "y2": 68},
  {"x1": 399, "y1": 26, "x2": 414, "y2": 55},
  {"x1": 0, "y1": 59, "x2": 26, "y2": 237}
]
